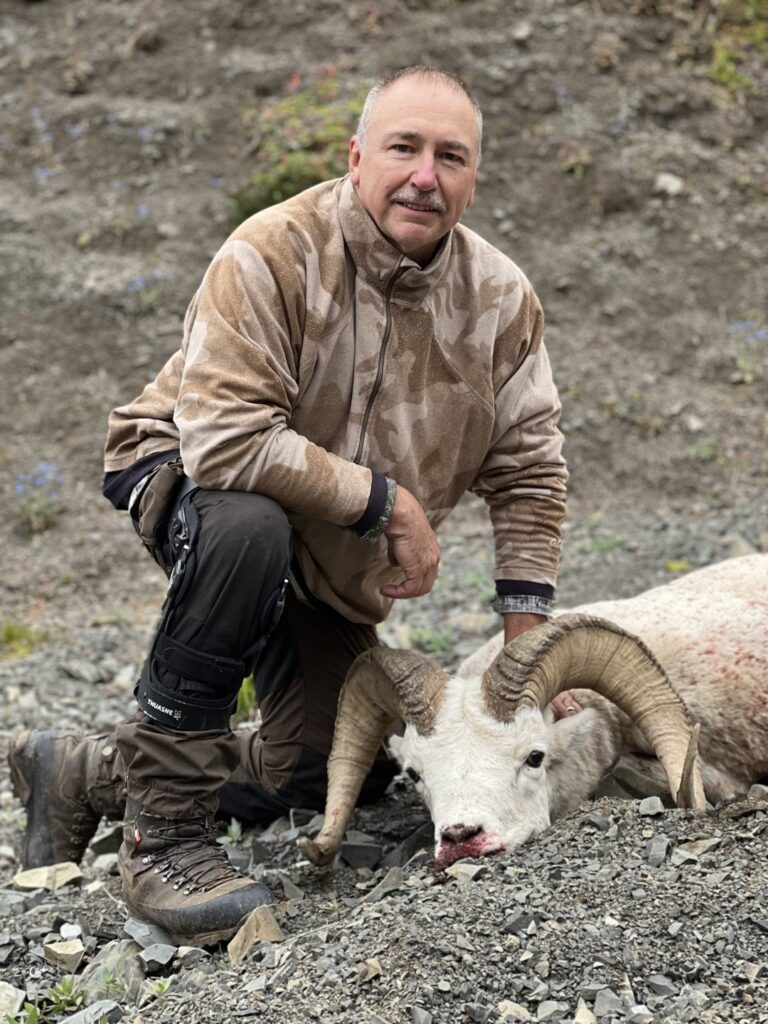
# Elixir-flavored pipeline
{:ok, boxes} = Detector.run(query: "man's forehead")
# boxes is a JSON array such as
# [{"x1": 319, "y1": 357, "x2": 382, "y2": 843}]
[{"x1": 369, "y1": 78, "x2": 479, "y2": 144}]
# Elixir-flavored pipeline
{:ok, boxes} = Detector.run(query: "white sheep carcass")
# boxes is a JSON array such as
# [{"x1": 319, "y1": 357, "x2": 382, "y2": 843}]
[{"x1": 299, "y1": 554, "x2": 768, "y2": 870}]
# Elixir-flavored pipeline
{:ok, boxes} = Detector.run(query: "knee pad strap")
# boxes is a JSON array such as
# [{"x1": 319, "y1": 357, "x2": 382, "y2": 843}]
[
  {"x1": 137, "y1": 633, "x2": 246, "y2": 732},
  {"x1": 137, "y1": 666, "x2": 238, "y2": 732},
  {"x1": 154, "y1": 633, "x2": 245, "y2": 691}
]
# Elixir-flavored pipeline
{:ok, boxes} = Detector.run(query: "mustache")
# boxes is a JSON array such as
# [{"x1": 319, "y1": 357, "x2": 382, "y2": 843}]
[{"x1": 390, "y1": 190, "x2": 448, "y2": 214}]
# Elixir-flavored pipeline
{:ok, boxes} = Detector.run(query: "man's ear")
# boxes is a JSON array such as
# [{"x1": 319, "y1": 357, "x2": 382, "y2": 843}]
[
  {"x1": 348, "y1": 137, "x2": 361, "y2": 186},
  {"x1": 465, "y1": 172, "x2": 477, "y2": 210}
]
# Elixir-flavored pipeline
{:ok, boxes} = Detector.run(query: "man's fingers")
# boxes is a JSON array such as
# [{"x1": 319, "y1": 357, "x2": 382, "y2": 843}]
[
  {"x1": 381, "y1": 575, "x2": 427, "y2": 599},
  {"x1": 550, "y1": 691, "x2": 583, "y2": 721}
]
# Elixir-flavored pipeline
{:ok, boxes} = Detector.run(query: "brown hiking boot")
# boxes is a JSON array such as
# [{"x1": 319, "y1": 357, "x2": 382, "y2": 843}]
[
  {"x1": 9, "y1": 729, "x2": 126, "y2": 868},
  {"x1": 118, "y1": 804, "x2": 273, "y2": 946}
]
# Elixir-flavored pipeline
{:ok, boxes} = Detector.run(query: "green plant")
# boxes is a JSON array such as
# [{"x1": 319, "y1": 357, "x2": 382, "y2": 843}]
[
  {"x1": 151, "y1": 977, "x2": 173, "y2": 998},
  {"x1": 706, "y1": 0, "x2": 767, "y2": 93},
  {"x1": 577, "y1": 535, "x2": 624, "y2": 556},
  {"x1": 4, "y1": 978, "x2": 86, "y2": 1023},
  {"x1": 216, "y1": 816, "x2": 244, "y2": 846},
  {"x1": 462, "y1": 568, "x2": 496, "y2": 603},
  {"x1": 233, "y1": 672, "x2": 257, "y2": 723},
  {"x1": 100, "y1": 969, "x2": 127, "y2": 1000},
  {"x1": 689, "y1": 440, "x2": 718, "y2": 462},
  {"x1": 45, "y1": 978, "x2": 86, "y2": 1016},
  {"x1": 708, "y1": 42, "x2": 757, "y2": 91},
  {"x1": 665, "y1": 560, "x2": 690, "y2": 572},
  {"x1": 15, "y1": 461, "x2": 63, "y2": 535},
  {"x1": 558, "y1": 139, "x2": 592, "y2": 181},
  {"x1": 408, "y1": 626, "x2": 454, "y2": 655},
  {"x1": 1, "y1": 620, "x2": 48, "y2": 661},
  {"x1": 231, "y1": 68, "x2": 368, "y2": 222}
]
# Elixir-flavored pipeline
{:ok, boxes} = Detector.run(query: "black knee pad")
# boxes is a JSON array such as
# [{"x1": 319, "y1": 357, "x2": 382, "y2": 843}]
[
  {"x1": 137, "y1": 487, "x2": 290, "y2": 732},
  {"x1": 136, "y1": 632, "x2": 246, "y2": 731}
]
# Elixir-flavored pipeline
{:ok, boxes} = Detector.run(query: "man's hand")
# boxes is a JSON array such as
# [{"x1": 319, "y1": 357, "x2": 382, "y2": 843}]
[
  {"x1": 502, "y1": 614, "x2": 583, "y2": 718},
  {"x1": 550, "y1": 691, "x2": 583, "y2": 719},
  {"x1": 380, "y1": 485, "x2": 440, "y2": 599}
]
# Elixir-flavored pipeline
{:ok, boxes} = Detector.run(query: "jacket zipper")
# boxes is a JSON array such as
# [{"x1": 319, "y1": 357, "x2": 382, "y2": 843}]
[{"x1": 352, "y1": 264, "x2": 406, "y2": 465}]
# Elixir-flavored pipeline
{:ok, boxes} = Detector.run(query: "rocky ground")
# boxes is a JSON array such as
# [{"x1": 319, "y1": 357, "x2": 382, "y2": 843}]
[{"x1": 1, "y1": 0, "x2": 766, "y2": 1020}]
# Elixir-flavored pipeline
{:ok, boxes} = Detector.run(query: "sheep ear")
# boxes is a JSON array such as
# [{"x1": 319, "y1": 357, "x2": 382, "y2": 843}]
[
  {"x1": 546, "y1": 707, "x2": 597, "y2": 763},
  {"x1": 483, "y1": 615, "x2": 706, "y2": 811},
  {"x1": 386, "y1": 732, "x2": 405, "y2": 761}
]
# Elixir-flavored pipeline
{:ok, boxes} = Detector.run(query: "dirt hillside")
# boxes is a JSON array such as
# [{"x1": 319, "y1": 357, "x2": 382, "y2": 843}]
[
  {"x1": 0, "y1": 1, "x2": 766, "y2": 1021},
  {"x1": 2, "y1": 0, "x2": 766, "y2": 666}
]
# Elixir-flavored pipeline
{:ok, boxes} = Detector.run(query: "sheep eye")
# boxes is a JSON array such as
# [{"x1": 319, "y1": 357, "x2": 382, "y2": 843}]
[
  {"x1": 526, "y1": 751, "x2": 545, "y2": 768},
  {"x1": 405, "y1": 767, "x2": 421, "y2": 783}
]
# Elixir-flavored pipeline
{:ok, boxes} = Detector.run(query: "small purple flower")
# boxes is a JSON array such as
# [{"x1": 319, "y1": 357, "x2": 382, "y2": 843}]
[
  {"x1": 34, "y1": 167, "x2": 53, "y2": 184},
  {"x1": 137, "y1": 202, "x2": 150, "y2": 219},
  {"x1": 209, "y1": 177, "x2": 225, "y2": 188},
  {"x1": 127, "y1": 275, "x2": 147, "y2": 293},
  {"x1": 39, "y1": 131, "x2": 54, "y2": 144},
  {"x1": 111, "y1": 179, "x2": 124, "y2": 191},
  {"x1": 65, "y1": 123, "x2": 85, "y2": 139},
  {"x1": 137, "y1": 126, "x2": 152, "y2": 142},
  {"x1": 106, "y1": 112, "x2": 118, "y2": 124}
]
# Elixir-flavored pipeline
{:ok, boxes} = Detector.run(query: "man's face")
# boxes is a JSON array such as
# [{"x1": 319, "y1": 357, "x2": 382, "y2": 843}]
[{"x1": 348, "y1": 77, "x2": 479, "y2": 265}]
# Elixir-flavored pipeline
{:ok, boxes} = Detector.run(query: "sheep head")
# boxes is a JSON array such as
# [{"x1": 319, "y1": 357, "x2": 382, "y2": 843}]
[
  {"x1": 299, "y1": 615, "x2": 705, "y2": 870},
  {"x1": 388, "y1": 683, "x2": 604, "y2": 869}
]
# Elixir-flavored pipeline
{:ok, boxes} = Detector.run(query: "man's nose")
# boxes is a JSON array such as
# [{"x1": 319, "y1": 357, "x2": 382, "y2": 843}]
[{"x1": 410, "y1": 154, "x2": 438, "y2": 192}]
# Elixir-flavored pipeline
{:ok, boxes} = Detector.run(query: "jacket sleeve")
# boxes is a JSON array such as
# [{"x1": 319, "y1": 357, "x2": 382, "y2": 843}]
[
  {"x1": 469, "y1": 286, "x2": 567, "y2": 589},
  {"x1": 175, "y1": 234, "x2": 373, "y2": 526}
]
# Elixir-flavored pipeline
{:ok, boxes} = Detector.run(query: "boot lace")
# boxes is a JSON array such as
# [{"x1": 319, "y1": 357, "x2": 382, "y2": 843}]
[{"x1": 140, "y1": 821, "x2": 244, "y2": 896}]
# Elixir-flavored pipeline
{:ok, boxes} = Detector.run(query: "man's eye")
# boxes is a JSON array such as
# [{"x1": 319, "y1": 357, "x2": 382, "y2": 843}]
[
  {"x1": 392, "y1": 144, "x2": 413, "y2": 153},
  {"x1": 441, "y1": 152, "x2": 463, "y2": 163},
  {"x1": 526, "y1": 751, "x2": 545, "y2": 768},
  {"x1": 405, "y1": 767, "x2": 421, "y2": 783}
]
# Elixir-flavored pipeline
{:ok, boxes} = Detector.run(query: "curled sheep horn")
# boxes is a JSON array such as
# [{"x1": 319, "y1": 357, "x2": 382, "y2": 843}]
[
  {"x1": 481, "y1": 614, "x2": 706, "y2": 810},
  {"x1": 298, "y1": 647, "x2": 447, "y2": 866}
]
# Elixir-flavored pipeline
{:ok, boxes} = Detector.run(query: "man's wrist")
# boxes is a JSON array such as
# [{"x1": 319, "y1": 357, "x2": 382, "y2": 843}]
[
  {"x1": 359, "y1": 476, "x2": 397, "y2": 543},
  {"x1": 492, "y1": 593, "x2": 554, "y2": 616},
  {"x1": 492, "y1": 579, "x2": 555, "y2": 618}
]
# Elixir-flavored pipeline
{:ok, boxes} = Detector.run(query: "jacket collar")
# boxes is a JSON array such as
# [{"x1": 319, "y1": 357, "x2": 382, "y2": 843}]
[{"x1": 336, "y1": 176, "x2": 451, "y2": 305}]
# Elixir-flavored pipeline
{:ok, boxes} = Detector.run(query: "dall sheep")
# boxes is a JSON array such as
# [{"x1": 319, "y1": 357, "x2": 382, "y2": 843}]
[{"x1": 299, "y1": 554, "x2": 768, "y2": 870}]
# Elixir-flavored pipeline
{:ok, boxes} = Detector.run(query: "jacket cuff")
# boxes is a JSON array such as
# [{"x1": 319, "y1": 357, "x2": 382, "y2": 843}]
[
  {"x1": 492, "y1": 579, "x2": 555, "y2": 617},
  {"x1": 352, "y1": 474, "x2": 397, "y2": 542},
  {"x1": 102, "y1": 448, "x2": 180, "y2": 510}
]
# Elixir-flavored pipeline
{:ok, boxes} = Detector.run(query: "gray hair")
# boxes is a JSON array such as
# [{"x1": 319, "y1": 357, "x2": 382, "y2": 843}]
[{"x1": 355, "y1": 66, "x2": 482, "y2": 163}]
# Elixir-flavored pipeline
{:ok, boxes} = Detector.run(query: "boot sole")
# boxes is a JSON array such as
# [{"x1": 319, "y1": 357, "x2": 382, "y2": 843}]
[
  {"x1": 9, "y1": 729, "x2": 58, "y2": 869},
  {"x1": 121, "y1": 893, "x2": 252, "y2": 947}
]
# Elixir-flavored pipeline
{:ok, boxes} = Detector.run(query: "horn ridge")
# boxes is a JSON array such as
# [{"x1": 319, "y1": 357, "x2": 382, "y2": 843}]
[{"x1": 481, "y1": 613, "x2": 705, "y2": 811}]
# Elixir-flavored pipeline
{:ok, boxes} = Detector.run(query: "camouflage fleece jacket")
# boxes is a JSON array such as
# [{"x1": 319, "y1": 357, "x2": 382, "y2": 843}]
[{"x1": 104, "y1": 177, "x2": 567, "y2": 624}]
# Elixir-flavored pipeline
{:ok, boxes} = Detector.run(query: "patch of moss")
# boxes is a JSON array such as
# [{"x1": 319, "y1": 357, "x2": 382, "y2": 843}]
[
  {"x1": 231, "y1": 69, "x2": 368, "y2": 224},
  {"x1": 707, "y1": 0, "x2": 767, "y2": 94},
  {"x1": 1, "y1": 620, "x2": 48, "y2": 660}
]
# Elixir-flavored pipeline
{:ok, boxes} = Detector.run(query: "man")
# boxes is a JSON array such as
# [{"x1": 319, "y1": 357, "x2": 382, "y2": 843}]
[{"x1": 11, "y1": 67, "x2": 567, "y2": 945}]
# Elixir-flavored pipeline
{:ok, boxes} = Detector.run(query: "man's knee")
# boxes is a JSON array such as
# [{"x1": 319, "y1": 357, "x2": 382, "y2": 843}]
[{"x1": 192, "y1": 490, "x2": 291, "y2": 578}]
